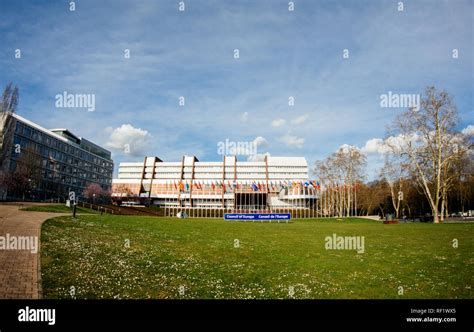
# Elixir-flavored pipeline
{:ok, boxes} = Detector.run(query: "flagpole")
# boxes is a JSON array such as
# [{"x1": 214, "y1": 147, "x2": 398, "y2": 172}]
[
  {"x1": 247, "y1": 182, "x2": 249, "y2": 215},
  {"x1": 302, "y1": 185, "x2": 305, "y2": 219},
  {"x1": 321, "y1": 184, "x2": 328, "y2": 218},
  {"x1": 297, "y1": 184, "x2": 299, "y2": 219},
  {"x1": 298, "y1": 184, "x2": 301, "y2": 219},
  {"x1": 323, "y1": 182, "x2": 325, "y2": 218},
  {"x1": 304, "y1": 185, "x2": 311, "y2": 218},
  {"x1": 298, "y1": 182, "x2": 303, "y2": 219},
  {"x1": 316, "y1": 185, "x2": 319, "y2": 219},
  {"x1": 317, "y1": 184, "x2": 319, "y2": 218},
  {"x1": 304, "y1": 185, "x2": 307, "y2": 219},
  {"x1": 322, "y1": 184, "x2": 325, "y2": 218}
]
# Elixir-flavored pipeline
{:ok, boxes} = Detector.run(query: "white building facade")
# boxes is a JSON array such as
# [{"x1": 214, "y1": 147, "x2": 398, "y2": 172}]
[{"x1": 112, "y1": 155, "x2": 319, "y2": 212}]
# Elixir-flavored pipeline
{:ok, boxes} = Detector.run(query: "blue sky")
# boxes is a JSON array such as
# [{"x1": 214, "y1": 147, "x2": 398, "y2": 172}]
[{"x1": 0, "y1": 0, "x2": 472, "y2": 179}]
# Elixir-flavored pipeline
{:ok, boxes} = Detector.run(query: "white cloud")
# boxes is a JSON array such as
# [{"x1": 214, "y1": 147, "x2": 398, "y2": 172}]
[
  {"x1": 271, "y1": 118, "x2": 286, "y2": 127},
  {"x1": 462, "y1": 124, "x2": 474, "y2": 136},
  {"x1": 360, "y1": 134, "x2": 420, "y2": 155},
  {"x1": 105, "y1": 124, "x2": 152, "y2": 157},
  {"x1": 361, "y1": 138, "x2": 389, "y2": 154},
  {"x1": 290, "y1": 114, "x2": 309, "y2": 125},
  {"x1": 278, "y1": 134, "x2": 305, "y2": 148},
  {"x1": 253, "y1": 136, "x2": 268, "y2": 147}
]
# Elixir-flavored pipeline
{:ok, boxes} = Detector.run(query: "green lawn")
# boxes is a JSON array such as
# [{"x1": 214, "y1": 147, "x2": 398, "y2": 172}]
[
  {"x1": 40, "y1": 215, "x2": 474, "y2": 299},
  {"x1": 21, "y1": 204, "x2": 98, "y2": 214}
]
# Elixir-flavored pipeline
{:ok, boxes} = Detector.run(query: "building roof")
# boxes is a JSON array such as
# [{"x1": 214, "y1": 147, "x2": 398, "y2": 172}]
[
  {"x1": 10, "y1": 112, "x2": 112, "y2": 159},
  {"x1": 11, "y1": 113, "x2": 71, "y2": 144},
  {"x1": 118, "y1": 156, "x2": 307, "y2": 167},
  {"x1": 50, "y1": 128, "x2": 81, "y2": 144}
]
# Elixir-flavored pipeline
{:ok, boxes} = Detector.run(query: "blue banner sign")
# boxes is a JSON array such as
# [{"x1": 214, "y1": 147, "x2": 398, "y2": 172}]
[{"x1": 224, "y1": 213, "x2": 291, "y2": 221}]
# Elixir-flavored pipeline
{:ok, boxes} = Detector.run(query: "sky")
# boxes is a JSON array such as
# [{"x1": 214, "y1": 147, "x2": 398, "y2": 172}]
[{"x1": 0, "y1": 0, "x2": 472, "y2": 179}]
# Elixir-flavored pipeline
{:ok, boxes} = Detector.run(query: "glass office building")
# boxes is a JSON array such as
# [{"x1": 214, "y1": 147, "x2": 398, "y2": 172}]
[{"x1": 0, "y1": 112, "x2": 113, "y2": 200}]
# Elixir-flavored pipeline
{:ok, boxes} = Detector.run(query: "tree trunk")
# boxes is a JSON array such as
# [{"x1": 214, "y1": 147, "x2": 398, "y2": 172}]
[{"x1": 440, "y1": 198, "x2": 445, "y2": 222}]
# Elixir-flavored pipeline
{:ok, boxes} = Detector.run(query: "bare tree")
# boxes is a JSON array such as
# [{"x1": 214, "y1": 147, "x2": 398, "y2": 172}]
[
  {"x1": 313, "y1": 145, "x2": 366, "y2": 217},
  {"x1": 1, "y1": 146, "x2": 42, "y2": 200},
  {"x1": 0, "y1": 82, "x2": 19, "y2": 114},
  {"x1": 380, "y1": 154, "x2": 409, "y2": 218},
  {"x1": 332, "y1": 146, "x2": 367, "y2": 217},
  {"x1": 0, "y1": 83, "x2": 20, "y2": 173},
  {"x1": 388, "y1": 86, "x2": 472, "y2": 223}
]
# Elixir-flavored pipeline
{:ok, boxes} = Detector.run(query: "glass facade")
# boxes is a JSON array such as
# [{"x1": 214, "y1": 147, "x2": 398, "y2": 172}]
[{"x1": 2, "y1": 113, "x2": 113, "y2": 200}]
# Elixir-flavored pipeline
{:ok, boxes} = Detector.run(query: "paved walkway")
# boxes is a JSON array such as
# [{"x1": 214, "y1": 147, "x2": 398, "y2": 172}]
[{"x1": 0, "y1": 203, "x2": 67, "y2": 299}]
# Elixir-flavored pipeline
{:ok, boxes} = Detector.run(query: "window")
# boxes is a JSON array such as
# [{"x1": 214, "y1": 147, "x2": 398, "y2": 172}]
[
  {"x1": 23, "y1": 126, "x2": 31, "y2": 137},
  {"x1": 15, "y1": 122, "x2": 23, "y2": 133}
]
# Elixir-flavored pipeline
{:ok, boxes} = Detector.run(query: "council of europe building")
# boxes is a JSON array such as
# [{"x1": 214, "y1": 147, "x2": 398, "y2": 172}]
[{"x1": 112, "y1": 155, "x2": 319, "y2": 213}]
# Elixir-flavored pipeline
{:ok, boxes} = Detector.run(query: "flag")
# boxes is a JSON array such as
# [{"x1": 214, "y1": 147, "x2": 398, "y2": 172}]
[
  {"x1": 251, "y1": 182, "x2": 259, "y2": 191},
  {"x1": 174, "y1": 181, "x2": 177, "y2": 190},
  {"x1": 212, "y1": 182, "x2": 216, "y2": 190}
]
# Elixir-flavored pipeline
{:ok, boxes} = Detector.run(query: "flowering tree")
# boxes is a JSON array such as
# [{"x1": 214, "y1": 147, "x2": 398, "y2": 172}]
[{"x1": 83, "y1": 183, "x2": 104, "y2": 203}]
